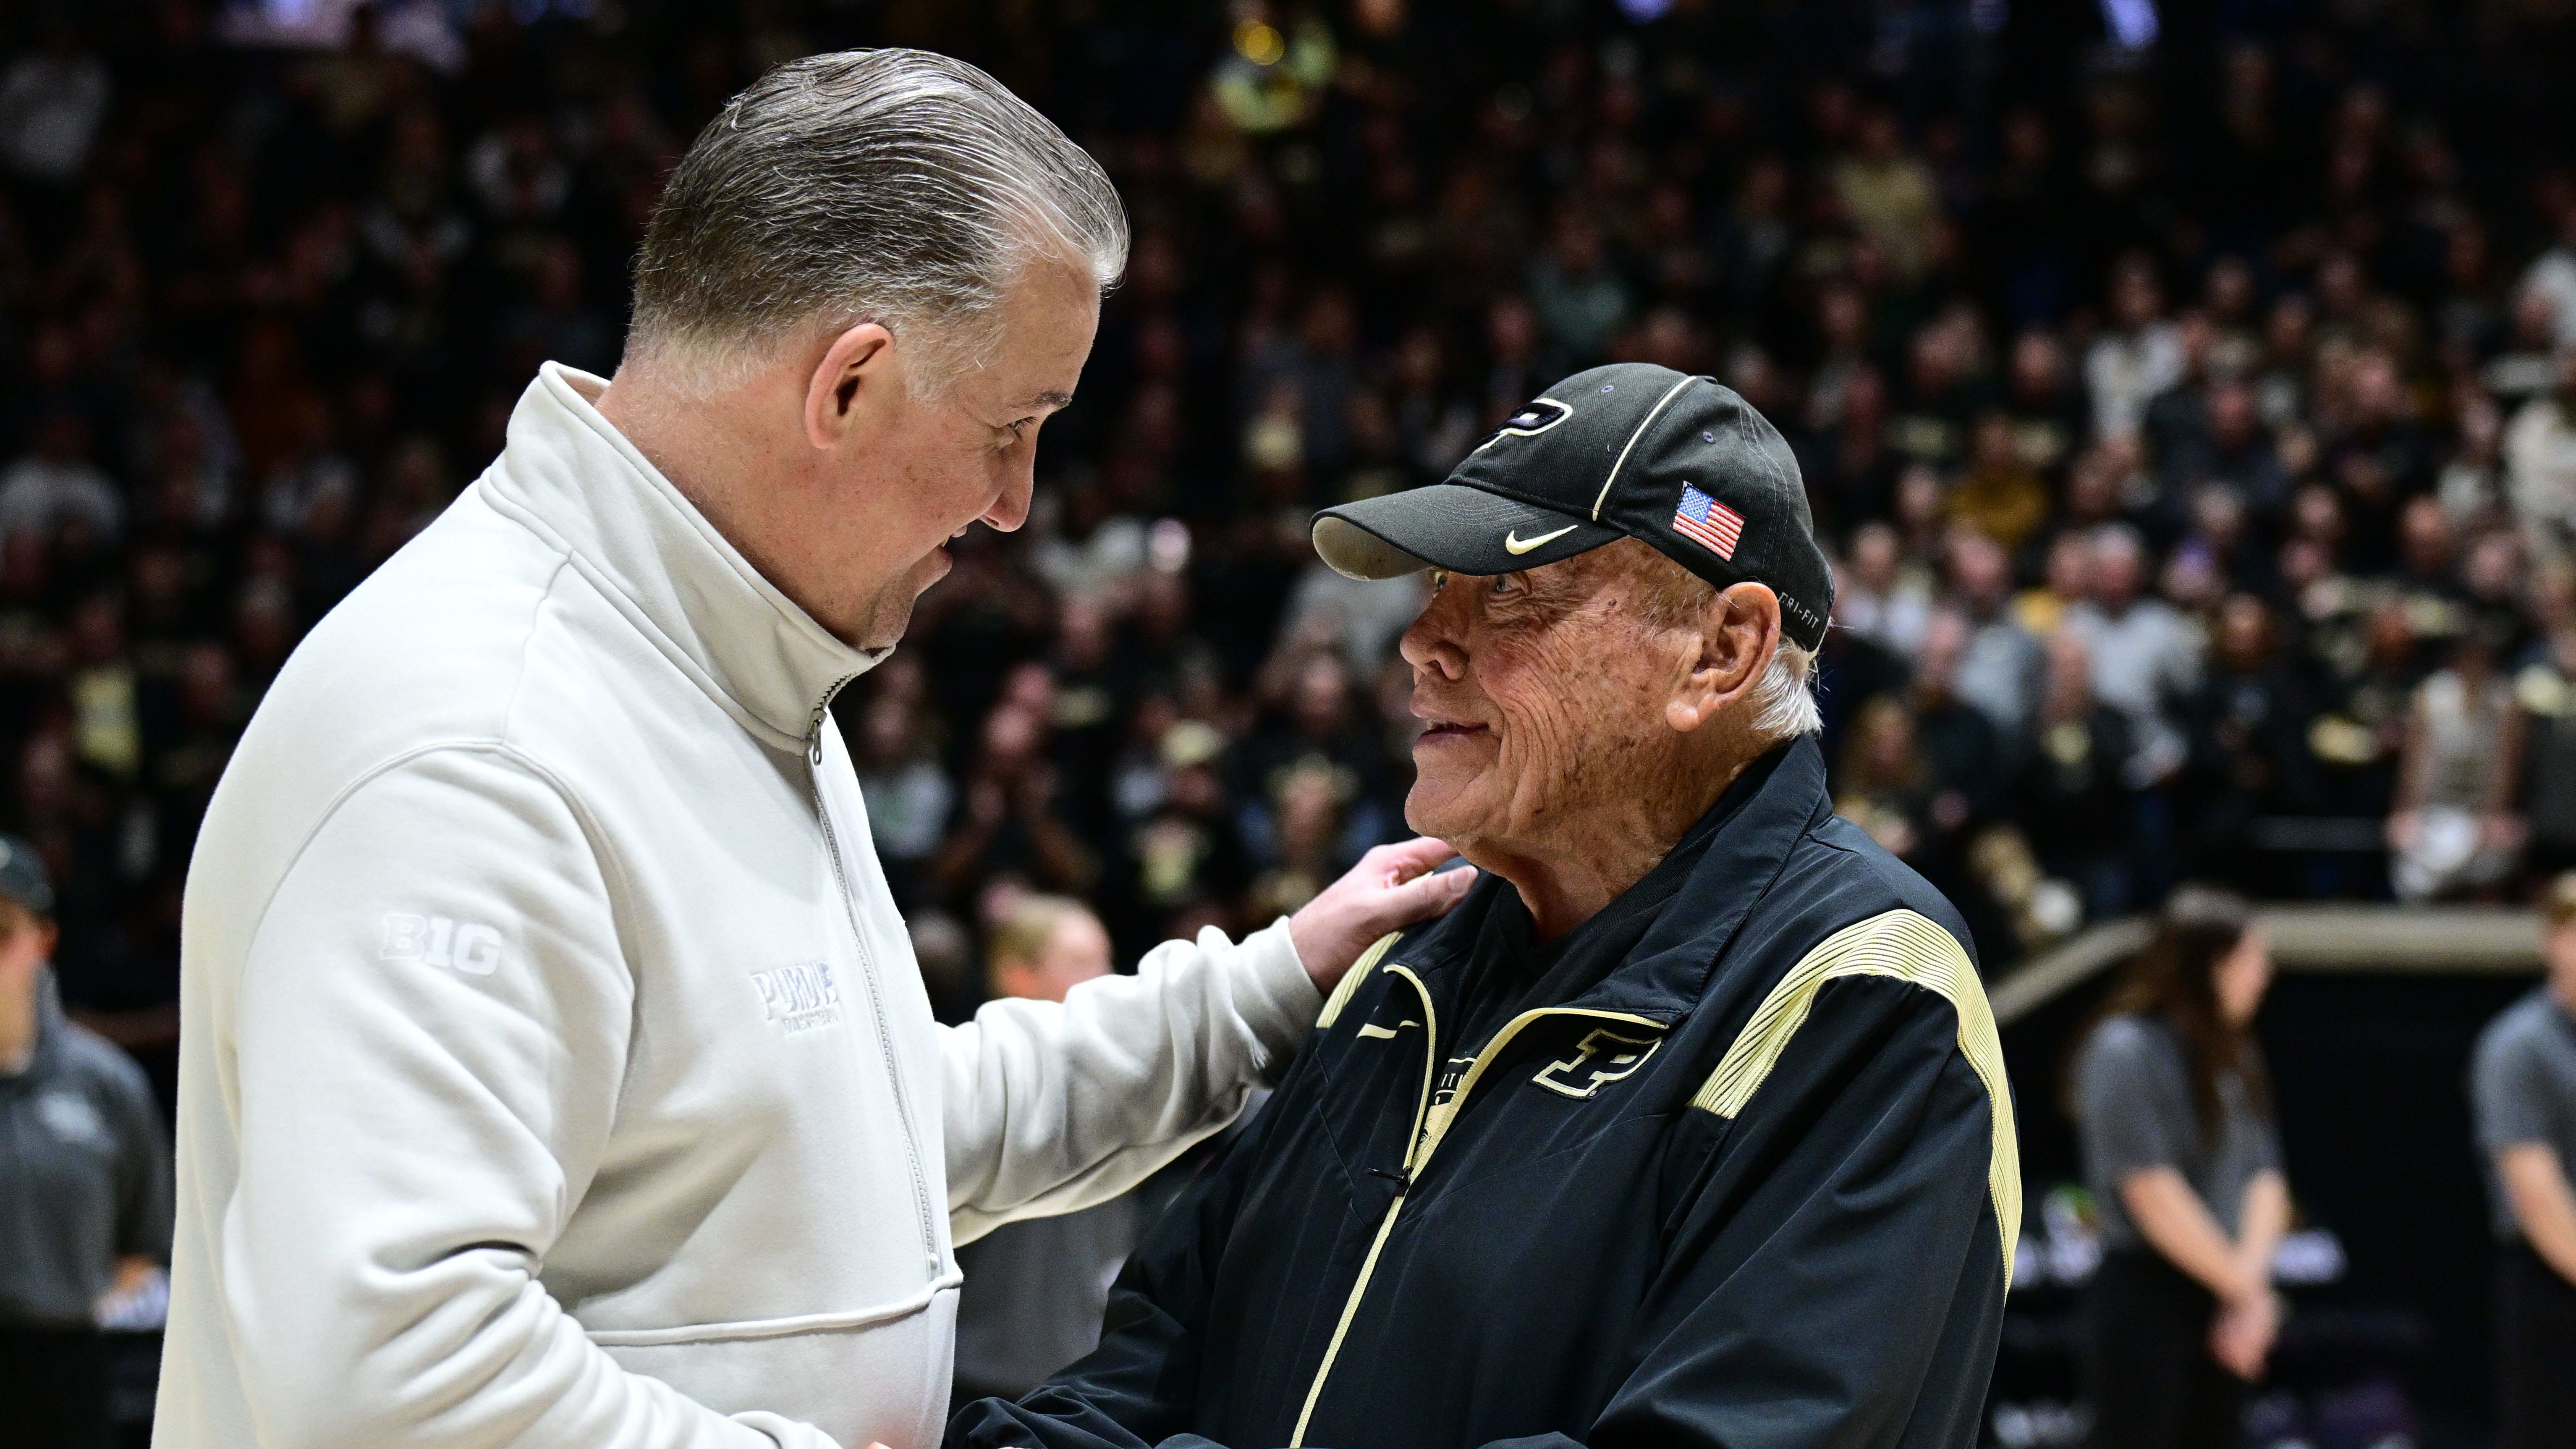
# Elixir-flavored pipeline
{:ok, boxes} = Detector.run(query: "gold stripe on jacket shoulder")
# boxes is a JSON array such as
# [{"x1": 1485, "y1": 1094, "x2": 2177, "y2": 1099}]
[
  {"x1": 1317, "y1": 932, "x2": 1401, "y2": 1030},
  {"x1": 1688, "y1": 908, "x2": 2022, "y2": 1285}
]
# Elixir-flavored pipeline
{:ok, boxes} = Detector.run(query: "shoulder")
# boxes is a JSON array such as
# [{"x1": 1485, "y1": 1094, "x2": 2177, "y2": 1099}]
[
  {"x1": 1778, "y1": 813, "x2": 1979, "y2": 957},
  {"x1": 210, "y1": 490, "x2": 624, "y2": 853},
  {"x1": 2476, "y1": 992, "x2": 2558, "y2": 1068},
  {"x1": 53, "y1": 1022, "x2": 159, "y2": 1113},
  {"x1": 1694, "y1": 815, "x2": 1995, "y2": 1113},
  {"x1": 2078, "y1": 1012, "x2": 2180, "y2": 1080},
  {"x1": 239, "y1": 490, "x2": 574, "y2": 769}
]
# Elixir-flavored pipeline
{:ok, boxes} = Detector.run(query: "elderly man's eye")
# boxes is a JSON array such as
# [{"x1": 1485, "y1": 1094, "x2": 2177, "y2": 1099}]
[
  {"x1": 1492, "y1": 574, "x2": 1515, "y2": 595},
  {"x1": 1429, "y1": 569, "x2": 1449, "y2": 592}
]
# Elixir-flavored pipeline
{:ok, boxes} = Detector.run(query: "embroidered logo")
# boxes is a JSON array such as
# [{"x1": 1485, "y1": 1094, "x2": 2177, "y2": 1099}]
[
  {"x1": 1472, "y1": 396, "x2": 1573, "y2": 453},
  {"x1": 1503, "y1": 524, "x2": 1579, "y2": 555},
  {"x1": 1532, "y1": 1027, "x2": 1664, "y2": 1099},
  {"x1": 381, "y1": 914, "x2": 505, "y2": 976},
  {"x1": 751, "y1": 961, "x2": 843, "y2": 1034},
  {"x1": 1672, "y1": 484, "x2": 1744, "y2": 561},
  {"x1": 36, "y1": 1092, "x2": 105, "y2": 1145}
]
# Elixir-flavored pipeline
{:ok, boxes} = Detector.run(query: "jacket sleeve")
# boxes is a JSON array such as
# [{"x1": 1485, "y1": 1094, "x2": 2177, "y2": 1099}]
[
  {"x1": 1569, "y1": 971, "x2": 2014, "y2": 1449},
  {"x1": 224, "y1": 747, "x2": 833, "y2": 1449},
  {"x1": 947, "y1": 1061, "x2": 1287, "y2": 1449},
  {"x1": 942, "y1": 919, "x2": 1321, "y2": 1244}
]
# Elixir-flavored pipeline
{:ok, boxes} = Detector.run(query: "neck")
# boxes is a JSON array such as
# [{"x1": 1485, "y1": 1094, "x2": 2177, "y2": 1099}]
[
  {"x1": 1472, "y1": 738, "x2": 1759, "y2": 941},
  {"x1": 592, "y1": 359, "x2": 863, "y2": 639},
  {"x1": 0, "y1": 977, "x2": 39, "y2": 1075},
  {"x1": 2553, "y1": 969, "x2": 2576, "y2": 1019}
]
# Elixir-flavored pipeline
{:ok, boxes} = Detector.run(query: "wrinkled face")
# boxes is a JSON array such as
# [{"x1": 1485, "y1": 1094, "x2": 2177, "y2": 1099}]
[
  {"x1": 840, "y1": 262, "x2": 1099, "y2": 648},
  {"x1": 1397, "y1": 544, "x2": 1697, "y2": 856}
]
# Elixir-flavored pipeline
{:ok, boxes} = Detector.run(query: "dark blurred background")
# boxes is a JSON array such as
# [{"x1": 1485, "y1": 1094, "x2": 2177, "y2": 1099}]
[{"x1": 6, "y1": 0, "x2": 2576, "y2": 1444}]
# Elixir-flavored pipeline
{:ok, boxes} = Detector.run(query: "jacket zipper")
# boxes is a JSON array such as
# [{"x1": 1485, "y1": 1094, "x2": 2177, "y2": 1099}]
[
  {"x1": 807, "y1": 684, "x2": 944, "y2": 1276},
  {"x1": 1287, "y1": 963, "x2": 1661, "y2": 1447}
]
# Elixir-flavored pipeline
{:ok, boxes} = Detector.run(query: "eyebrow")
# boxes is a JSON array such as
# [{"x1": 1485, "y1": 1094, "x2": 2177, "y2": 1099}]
[{"x1": 1020, "y1": 389, "x2": 1076, "y2": 411}]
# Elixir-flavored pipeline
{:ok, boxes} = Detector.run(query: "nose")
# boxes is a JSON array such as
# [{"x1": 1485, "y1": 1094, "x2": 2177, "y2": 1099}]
[
  {"x1": 980, "y1": 451, "x2": 1034, "y2": 532},
  {"x1": 1398, "y1": 585, "x2": 1467, "y2": 681}
]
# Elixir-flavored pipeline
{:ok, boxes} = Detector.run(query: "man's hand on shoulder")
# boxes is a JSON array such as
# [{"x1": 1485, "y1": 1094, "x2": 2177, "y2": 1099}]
[{"x1": 1288, "y1": 837, "x2": 1474, "y2": 992}]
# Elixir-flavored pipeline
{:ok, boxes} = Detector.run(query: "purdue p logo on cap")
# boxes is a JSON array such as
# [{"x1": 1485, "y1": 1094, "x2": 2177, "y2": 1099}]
[{"x1": 1482, "y1": 396, "x2": 1572, "y2": 447}]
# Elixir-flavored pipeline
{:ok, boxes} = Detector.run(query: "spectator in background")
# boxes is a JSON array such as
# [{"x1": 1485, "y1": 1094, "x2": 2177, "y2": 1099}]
[
  {"x1": 2518, "y1": 625, "x2": 2576, "y2": 875},
  {"x1": 0, "y1": 17, "x2": 110, "y2": 186},
  {"x1": 2181, "y1": 595, "x2": 2321, "y2": 889},
  {"x1": 2508, "y1": 349, "x2": 2576, "y2": 560},
  {"x1": 1835, "y1": 517, "x2": 1932, "y2": 658},
  {"x1": 2525, "y1": 202, "x2": 2576, "y2": 353},
  {"x1": 933, "y1": 699, "x2": 1101, "y2": 911},
  {"x1": 2086, "y1": 254, "x2": 2186, "y2": 442},
  {"x1": 950, "y1": 895, "x2": 1138, "y2": 1407},
  {"x1": 2017, "y1": 631, "x2": 2142, "y2": 917},
  {"x1": 1112, "y1": 720, "x2": 1254, "y2": 955},
  {"x1": 2471, "y1": 871, "x2": 2576, "y2": 1449},
  {"x1": 0, "y1": 835, "x2": 172, "y2": 1449},
  {"x1": 1949, "y1": 412, "x2": 2049, "y2": 556},
  {"x1": 1525, "y1": 209, "x2": 1627, "y2": 371},
  {"x1": 2071, "y1": 885, "x2": 2289, "y2": 1449},
  {"x1": 1835, "y1": 695, "x2": 1936, "y2": 866},
  {"x1": 1835, "y1": 106, "x2": 1940, "y2": 281},
  {"x1": 854, "y1": 672, "x2": 953, "y2": 910},
  {"x1": 1911, "y1": 610, "x2": 2008, "y2": 838},
  {"x1": 2066, "y1": 524, "x2": 2202, "y2": 788},
  {"x1": 1945, "y1": 529, "x2": 2044, "y2": 749},
  {"x1": 0, "y1": 412, "x2": 121, "y2": 546},
  {"x1": 2389, "y1": 622, "x2": 2527, "y2": 900}
]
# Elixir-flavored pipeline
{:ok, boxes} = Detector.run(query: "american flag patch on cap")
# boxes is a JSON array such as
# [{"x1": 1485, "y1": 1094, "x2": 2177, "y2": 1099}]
[{"x1": 1673, "y1": 484, "x2": 1744, "y2": 561}]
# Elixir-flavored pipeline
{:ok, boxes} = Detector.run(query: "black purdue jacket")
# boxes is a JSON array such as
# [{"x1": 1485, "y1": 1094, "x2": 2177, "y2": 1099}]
[{"x1": 950, "y1": 735, "x2": 2020, "y2": 1449}]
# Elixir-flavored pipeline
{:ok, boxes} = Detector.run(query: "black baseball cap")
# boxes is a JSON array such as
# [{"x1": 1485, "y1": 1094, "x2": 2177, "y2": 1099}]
[{"x1": 1311, "y1": 363, "x2": 1833, "y2": 651}]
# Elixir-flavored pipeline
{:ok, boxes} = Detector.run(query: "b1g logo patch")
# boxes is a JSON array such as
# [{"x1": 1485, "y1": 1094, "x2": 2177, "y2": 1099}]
[
  {"x1": 382, "y1": 913, "x2": 505, "y2": 976},
  {"x1": 1473, "y1": 396, "x2": 1572, "y2": 452},
  {"x1": 1533, "y1": 1026, "x2": 1663, "y2": 1099}
]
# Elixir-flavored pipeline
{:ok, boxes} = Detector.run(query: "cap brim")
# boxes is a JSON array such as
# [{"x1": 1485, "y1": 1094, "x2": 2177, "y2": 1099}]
[{"x1": 1312, "y1": 483, "x2": 1625, "y2": 580}]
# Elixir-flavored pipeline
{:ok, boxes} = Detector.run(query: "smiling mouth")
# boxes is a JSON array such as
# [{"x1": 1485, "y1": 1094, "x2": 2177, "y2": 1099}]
[{"x1": 1419, "y1": 718, "x2": 1490, "y2": 741}]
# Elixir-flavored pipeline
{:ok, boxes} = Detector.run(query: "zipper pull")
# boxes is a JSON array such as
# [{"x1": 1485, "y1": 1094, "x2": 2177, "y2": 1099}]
[{"x1": 807, "y1": 673, "x2": 859, "y2": 767}]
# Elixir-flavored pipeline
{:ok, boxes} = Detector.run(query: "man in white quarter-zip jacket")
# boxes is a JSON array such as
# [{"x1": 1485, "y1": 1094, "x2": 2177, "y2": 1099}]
[{"x1": 153, "y1": 49, "x2": 1474, "y2": 1449}]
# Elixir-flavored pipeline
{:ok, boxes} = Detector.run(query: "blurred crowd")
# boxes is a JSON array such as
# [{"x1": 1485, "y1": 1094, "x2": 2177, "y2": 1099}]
[{"x1": 6, "y1": 0, "x2": 2576, "y2": 1092}]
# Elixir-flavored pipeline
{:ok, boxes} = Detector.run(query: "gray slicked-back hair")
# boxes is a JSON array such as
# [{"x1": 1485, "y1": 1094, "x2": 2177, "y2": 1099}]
[{"x1": 628, "y1": 48, "x2": 1129, "y2": 395}]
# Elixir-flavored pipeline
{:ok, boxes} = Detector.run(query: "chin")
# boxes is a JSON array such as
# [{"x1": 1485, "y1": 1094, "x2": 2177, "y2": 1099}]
[{"x1": 1402, "y1": 779, "x2": 1482, "y2": 844}]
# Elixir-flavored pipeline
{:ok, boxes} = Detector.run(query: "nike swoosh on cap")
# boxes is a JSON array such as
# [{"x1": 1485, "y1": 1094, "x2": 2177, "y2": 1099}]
[{"x1": 1503, "y1": 524, "x2": 1578, "y2": 555}]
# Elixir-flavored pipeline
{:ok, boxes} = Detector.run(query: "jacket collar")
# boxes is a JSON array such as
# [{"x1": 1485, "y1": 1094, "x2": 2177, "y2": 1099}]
[
  {"x1": 1586, "y1": 731, "x2": 1835, "y2": 1018},
  {"x1": 477, "y1": 364, "x2": 886, "y2": 755},
  {"x1": 1403, "y1": 734, "x2": 1832, "y2": 1023}
]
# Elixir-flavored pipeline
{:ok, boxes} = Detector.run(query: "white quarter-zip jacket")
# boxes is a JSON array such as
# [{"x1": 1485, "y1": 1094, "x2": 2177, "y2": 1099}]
[{"x1": 153, "y1": 364, "x2": 1322, "y2": 1449}]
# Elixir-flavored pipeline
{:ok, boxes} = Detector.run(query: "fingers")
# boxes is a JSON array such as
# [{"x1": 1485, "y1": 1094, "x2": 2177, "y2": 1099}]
[{"x1": 1385, "y1": 860, "x2": 1477, "y2": 920}]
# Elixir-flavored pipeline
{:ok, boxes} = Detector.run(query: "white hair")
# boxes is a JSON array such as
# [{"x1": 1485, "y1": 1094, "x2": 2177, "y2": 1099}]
[
  {"x1": 627, "y1": 48, "x2": 1129, "y2": 397},
  {"x1": 1745, "y1": 640, "x2": 1824, "y2": 744}
]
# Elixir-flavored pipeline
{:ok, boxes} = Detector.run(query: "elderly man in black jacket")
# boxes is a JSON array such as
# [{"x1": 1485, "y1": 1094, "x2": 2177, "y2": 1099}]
[{"x1": 951, "y1": 363, "x2": 2020, "y2": 1449}]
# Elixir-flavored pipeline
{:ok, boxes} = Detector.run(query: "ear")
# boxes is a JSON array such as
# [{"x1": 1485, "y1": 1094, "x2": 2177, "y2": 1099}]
[
  {"x1": 1665, "y1": 582, "x2": 1782, "y2": 734},
  {"x1": 802, "y1": 321, "x2": 898, "y2": 451}
]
